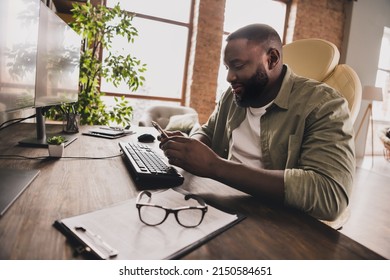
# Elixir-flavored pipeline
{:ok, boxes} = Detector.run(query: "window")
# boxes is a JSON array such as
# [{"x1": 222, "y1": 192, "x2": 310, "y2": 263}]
[
  {"x1": 374, "y1": 26, "x2": 390, "y2": 122},
  {"x1": 224, "y1": 0, "x2": 286, "y2": 35},
  {"x1": 102, "y1": 0, "x2": 192, "y2": 102},
  {"x1": 216, "y1": 0, "x2": 287, "y2": 100}
]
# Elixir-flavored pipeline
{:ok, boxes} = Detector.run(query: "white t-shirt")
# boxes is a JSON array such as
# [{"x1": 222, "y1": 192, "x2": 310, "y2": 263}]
[{"x1": 229, "y1": 105, "x2": 270, "y2": 169}]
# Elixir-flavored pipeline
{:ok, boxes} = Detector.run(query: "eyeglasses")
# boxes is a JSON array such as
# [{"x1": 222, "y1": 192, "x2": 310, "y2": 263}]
[{"x1": 136, "y1": 190, "x2": 208, "y2": 228}]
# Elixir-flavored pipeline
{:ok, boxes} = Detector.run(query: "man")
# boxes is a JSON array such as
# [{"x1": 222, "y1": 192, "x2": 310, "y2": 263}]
[{"x1": 160, "y1": 24, "x2": 355, "y2": 222}]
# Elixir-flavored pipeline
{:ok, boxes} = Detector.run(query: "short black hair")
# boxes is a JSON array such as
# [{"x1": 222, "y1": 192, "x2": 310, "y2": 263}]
[{"x1": 227, "y1": 24, "x2": 282, "y2": 51}]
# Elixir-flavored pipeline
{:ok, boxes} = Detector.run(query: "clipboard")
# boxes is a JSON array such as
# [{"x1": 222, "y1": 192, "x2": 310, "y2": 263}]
[{"x1": 54, "y1": 188, "x2": 245, "y2": 259}]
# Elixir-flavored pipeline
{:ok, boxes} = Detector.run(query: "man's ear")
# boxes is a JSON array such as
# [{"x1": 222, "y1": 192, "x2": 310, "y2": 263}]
[{"x1": 267, "y1": 48, "x2": 281, "y2": 70}]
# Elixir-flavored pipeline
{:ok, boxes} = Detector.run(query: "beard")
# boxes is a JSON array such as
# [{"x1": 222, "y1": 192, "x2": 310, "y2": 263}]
[{"x1": 233, "y1": 68, "x2": 269, "y2": 108}]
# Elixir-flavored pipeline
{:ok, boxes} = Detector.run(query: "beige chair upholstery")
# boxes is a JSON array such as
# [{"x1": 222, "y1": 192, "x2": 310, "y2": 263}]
[
  {"x1": 283, "y1": 38, "x2": 362, "y2": 123},
  {"x1": 283, "y1": 38, "x2": 340, "y2": 82},
  {"x1": 138, "y1": 105, "x2": 199, "y2": 134},
  {"x1": 323, "y1": 64, "x2": 362, "y2": 122},
  {"x1": 283, "y1": 38, "x2": 363, "y2": 229}
]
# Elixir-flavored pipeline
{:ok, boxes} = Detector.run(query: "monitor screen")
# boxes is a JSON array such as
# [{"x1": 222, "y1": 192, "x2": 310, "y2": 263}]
[
  {"x1": 35, "y1": 0, "x2": 80, "y2": 108},
  {"x1": 0, "y1": 0, "x2": 81, "y2": 146},
  {"x1": 0, "y1": 0, "x2": 39, "y2": 114}
]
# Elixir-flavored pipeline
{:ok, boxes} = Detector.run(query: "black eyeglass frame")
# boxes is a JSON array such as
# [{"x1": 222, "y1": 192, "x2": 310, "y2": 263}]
[{"x1": 135, "y1": 190, "x2": 208, "y2": 228}]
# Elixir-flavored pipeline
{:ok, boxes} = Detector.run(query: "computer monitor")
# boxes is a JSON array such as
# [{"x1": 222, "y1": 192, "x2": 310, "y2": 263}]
[
  {"x1": 0, "y1": 0, "x2": 81, "y2": 147},
  {"x1": 0, "y1": 0, "x2": 81, "y2": 216}
]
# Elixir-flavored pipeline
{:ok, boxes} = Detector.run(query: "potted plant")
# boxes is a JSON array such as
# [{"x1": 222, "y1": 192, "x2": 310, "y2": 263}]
[
  {"x1": 47, "y1": 135, "x2": 66, "y2": 157},
  {"x1": 47, "y1": 1, "x2": 146, "y2": 127}
]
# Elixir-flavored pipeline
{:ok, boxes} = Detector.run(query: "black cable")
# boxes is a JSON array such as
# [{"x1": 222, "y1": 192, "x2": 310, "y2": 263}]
[
  {"x1": 0, "y1": 106, "x2": 52, "y2": 131},
  {"x1": 0, "y1": 114, "x2": 37, "y2": 131},
  {"x1": 0, "y1": 155, "x2": 49, "y2": 160},
  {"x1": 0, "y1": 153, "x2": 123, "y2": 161}
]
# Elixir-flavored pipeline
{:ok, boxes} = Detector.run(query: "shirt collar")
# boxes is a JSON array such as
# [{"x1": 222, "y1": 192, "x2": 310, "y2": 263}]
[{"x1": 271, "y1": 64, "x2": 295, "y2": 110}]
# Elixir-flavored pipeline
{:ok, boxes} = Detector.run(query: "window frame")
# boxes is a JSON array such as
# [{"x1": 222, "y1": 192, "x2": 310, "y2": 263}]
[{"x1": 101, "y1": 0, "x2": 195, "y2": 105}]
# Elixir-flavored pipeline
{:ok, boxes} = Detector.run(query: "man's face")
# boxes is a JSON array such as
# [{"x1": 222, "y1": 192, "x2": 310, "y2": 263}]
[{"x1": 223, "y1": 38, "x2": 269, "y2": 107}]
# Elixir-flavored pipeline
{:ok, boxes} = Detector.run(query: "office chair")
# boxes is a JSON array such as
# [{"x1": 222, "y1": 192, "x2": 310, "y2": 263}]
[
  {"x1": 138, "y1": 105, "x2": 200, "y2": 135},
  {"x1": 283, "y1": 38, "x2": 363, "y2": 229},
  {"x1": 283, "y1": 38, "x2": 362, "y2": 123}
]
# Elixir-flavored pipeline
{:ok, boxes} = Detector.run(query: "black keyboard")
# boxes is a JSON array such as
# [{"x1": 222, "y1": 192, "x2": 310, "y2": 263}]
[{"x1": 119, "y1": 142, "x2": 184, "y2": 188}]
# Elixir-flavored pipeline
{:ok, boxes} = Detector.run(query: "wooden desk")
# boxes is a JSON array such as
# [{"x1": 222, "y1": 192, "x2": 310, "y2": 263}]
[{"x1": 0, "y1": 123, "x2": 385, "y2": 259}]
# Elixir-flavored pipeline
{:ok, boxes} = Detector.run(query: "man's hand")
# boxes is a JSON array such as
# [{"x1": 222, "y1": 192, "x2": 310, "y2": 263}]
[{"x1": 160, "y1": 136, "x2": 220, "y2": 178}]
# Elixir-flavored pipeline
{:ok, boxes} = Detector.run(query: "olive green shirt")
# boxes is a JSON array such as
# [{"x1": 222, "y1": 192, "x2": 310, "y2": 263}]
[{"x1": 192, "y1": 65, "x2": 355, "y2": 220}]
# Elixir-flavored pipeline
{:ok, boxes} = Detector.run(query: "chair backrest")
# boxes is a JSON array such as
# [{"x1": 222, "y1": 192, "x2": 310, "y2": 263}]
[
  {"x1": 282, "y1": 38, "x2": 362, "y2": 122},
  {"x1": 283, "y1": 38, "x2": 340, "y2": 81},
  {"x1": 138, "y1": 105, "x2": 199, "y2": 129},
  {"x1": 323, "y1": 64, "x2": 362, "y2": 122}
]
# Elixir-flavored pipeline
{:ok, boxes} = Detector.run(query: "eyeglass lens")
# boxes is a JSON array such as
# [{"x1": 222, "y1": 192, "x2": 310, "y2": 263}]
[
  {"x1": 139, "y1": 205, "x2": 166, "y2": 225},
  {"x1": 139, "y1": 205, "x2": 204, "y2": 227},
  {"x1": 176, "y1": 208, "x2": 204, "y2": 227}
]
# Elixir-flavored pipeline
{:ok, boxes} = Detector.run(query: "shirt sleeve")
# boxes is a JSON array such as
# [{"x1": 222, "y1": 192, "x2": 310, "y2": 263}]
[{"x1": 284, "y1": 96, "x2": 355, "y2": 221}]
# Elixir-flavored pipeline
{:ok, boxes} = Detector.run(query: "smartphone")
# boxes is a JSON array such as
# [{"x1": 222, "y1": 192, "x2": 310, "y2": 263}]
[{"x1": 151, "y1": 121, "x2": 169, "y2": 138}]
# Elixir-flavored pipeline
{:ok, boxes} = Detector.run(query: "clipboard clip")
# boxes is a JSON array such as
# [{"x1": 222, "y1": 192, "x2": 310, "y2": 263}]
[{"x1": 74, "y1": 226, "x2": 118, "y2": 259}]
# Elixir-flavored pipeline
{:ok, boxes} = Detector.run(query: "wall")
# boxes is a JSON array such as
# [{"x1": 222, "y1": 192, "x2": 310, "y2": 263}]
[
  {"x1": 187, "y1": 0, "x2": 226, "y2": 123},
  {"x1": 344, "y1": 0, "x2": 390, "y2": 87},
  {"x1": 291, "y1": 0, "x2": 346, "y2": 50}
]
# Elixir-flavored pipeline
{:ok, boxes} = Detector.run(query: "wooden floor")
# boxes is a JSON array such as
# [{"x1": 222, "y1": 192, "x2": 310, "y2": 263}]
[{"x1": 340, "y1": 155, "x2": 390, "y2": 259}]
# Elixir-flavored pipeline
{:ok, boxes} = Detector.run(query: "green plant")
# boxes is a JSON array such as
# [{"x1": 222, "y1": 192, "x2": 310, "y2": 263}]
[
  {"x1": 48, "y1": 1, "x2": 146, "y2": 126},
  {"x1": 47, "y1": 135, "x2": 66, "y2": 145}
]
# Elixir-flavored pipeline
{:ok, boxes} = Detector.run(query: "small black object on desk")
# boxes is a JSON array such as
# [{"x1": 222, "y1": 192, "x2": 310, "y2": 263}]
[{"x1": 138, "y1": 133, "x2": 155, "y2": 143}]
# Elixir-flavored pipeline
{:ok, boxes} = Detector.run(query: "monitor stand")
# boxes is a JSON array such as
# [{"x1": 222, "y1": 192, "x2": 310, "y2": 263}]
[
  {"x1": 18, "y1": 107, "x2": 77, "y2": 148},
  {"x1": 0, "y1": 168, "x2": 40, "y2": 217}
]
